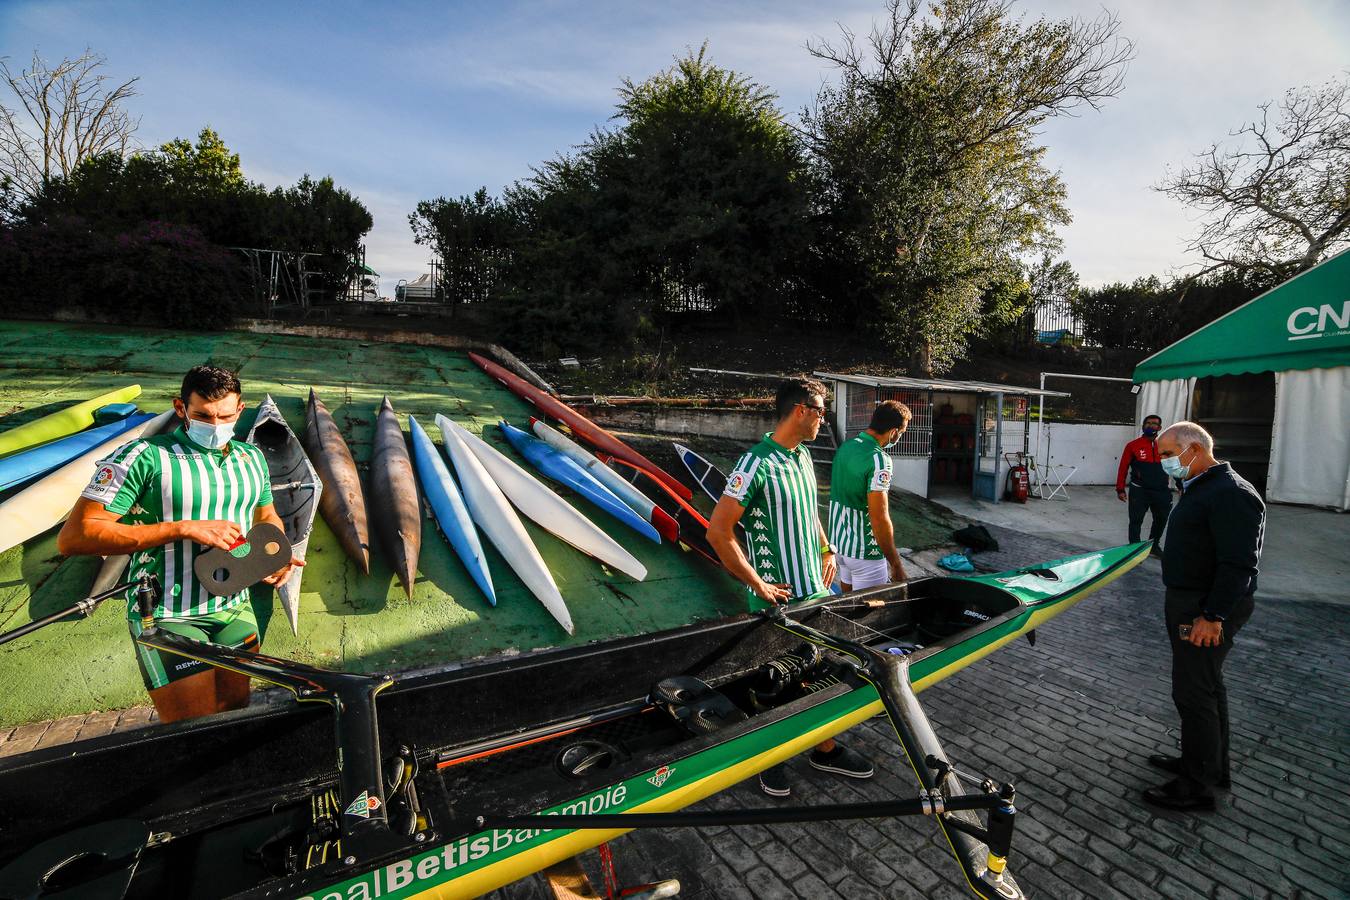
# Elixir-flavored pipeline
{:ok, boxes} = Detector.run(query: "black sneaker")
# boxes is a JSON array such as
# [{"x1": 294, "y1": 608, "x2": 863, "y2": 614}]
[
  {"x1": 759, "y1": 764, "x2": 791, "y2": 797},
  {"x1": 1148, "y1": 754, "x2": 1230, "y2": 789},
  {"x1": 809, "y1": 744, "x2": 874, "y2": 779}
]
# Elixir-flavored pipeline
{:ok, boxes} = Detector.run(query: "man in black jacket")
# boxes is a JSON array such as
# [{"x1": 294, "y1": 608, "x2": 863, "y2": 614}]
[{"x1": 1143, "y1": 421, "x2": 1265, "y2": 812}]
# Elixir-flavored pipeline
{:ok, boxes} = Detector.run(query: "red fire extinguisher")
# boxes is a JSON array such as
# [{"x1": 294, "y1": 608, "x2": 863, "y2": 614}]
[{"x1": 1004, "y1": 454, "x2": 1029, "y2": 503}]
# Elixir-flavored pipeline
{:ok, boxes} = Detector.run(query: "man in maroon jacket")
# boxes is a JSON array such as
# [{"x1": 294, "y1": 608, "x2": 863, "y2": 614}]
[{"x1": 1116, "y1": 414, "x2": 1173, "y2": 555}]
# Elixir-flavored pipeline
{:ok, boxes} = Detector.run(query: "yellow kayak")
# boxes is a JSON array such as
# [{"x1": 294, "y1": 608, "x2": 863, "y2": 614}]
[{"x1": 0, "y1": 384, "x2": 142, "y2": 458}]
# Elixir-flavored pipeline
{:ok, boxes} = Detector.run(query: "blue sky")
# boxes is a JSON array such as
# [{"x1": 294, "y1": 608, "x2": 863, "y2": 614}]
[{"x1": 3, "y1": 0, "x2": 1348, "y2": 296}]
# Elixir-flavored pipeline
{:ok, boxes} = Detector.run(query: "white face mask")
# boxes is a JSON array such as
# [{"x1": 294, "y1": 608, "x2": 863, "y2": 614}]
[
  {"x1": 882, "y1": 429, "x2": 901, "y2": 450},
  {"x1": 1161, "y1": 445, "x2": 1192, "y2": 480},
  {"x1": 184, "y1": 416, "x2": 236, "y2": 450}
]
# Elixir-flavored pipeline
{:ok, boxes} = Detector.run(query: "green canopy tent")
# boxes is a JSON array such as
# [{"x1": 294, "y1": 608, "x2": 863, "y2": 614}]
[{"x1": 1133, "y1": 248, "x2": 1350, "y2": 509}]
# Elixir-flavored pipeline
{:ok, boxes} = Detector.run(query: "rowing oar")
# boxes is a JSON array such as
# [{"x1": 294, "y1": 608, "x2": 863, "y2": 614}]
[{"x1": 0, "y1": 576, "x2": 145, "y2": 647}]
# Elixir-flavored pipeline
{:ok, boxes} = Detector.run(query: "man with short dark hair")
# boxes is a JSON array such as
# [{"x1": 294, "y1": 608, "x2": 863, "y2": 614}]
[
  {"x1": 1142, "y1": 421, "x2": 1264, "y2": 812},
  {"x1": 1116, "y1": 413, "x2": 1172, "y2": 555},
  {"x1": 58, "y1": 365, "x2": 300, "y2": 723},
  {"x1": 709, "y1": 378, "x2": 874, "y2": 796},
  {"x1": 830, "y1": 400, "x2": 911, "y2": 590}
]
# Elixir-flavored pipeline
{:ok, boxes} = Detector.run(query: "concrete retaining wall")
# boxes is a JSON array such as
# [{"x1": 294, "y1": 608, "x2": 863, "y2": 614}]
[{"x1": 581, "y1": 405, "x2": 778, "y2": 441}]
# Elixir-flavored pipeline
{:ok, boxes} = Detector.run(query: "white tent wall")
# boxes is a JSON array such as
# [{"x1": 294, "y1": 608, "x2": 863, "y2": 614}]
[
  {"x1": 1267, "y1": 367, "x2": 1350, "y2": 511},
  {"x1": 1134, "y1": 378, "x2": 1194, "y2": 430}
]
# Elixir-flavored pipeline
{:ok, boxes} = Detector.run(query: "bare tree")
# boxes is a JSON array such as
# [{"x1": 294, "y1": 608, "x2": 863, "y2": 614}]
[
  {"x1": 0, "y1": 49, "x2": 139, "y2": 197},
  {"x1": 1158, "y1": 75, "x2": 1350, "y2": 279}
]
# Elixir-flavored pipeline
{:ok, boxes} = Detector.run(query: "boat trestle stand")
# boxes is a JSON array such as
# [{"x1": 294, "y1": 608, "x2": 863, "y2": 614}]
[{"x1": 476, "y1": 611, "x2": 1024, "y2": 900}]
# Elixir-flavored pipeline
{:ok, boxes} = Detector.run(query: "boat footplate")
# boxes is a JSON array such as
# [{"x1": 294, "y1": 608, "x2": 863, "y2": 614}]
[
  {"x1": 0, "y1": 819, "x2": 148, "y2": 900},
  {"x1": 650, "y1": 677, "x2": 748, "y2": 735}
]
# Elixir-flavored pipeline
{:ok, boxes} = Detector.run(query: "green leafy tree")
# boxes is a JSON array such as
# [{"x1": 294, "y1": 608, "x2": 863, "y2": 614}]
[
  {"x1": 159, "y1": 126, "x2": 243, "y2": 193},
  {"x1": 409, "y1": 187, "x2": 517, "y2": 305},
  {"x1": 805, "y1": 0, "x2": 1132, "y2": 373},
  {"x1": 611, "y1": 44, "x2": 811, "y2": 321},
  {"x1": 416, "y1": 46, "x2": 813, "y2": 352}
]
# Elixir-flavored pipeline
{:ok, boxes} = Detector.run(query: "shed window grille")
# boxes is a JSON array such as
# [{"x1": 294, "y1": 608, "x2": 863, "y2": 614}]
[{"x1": 843, "y1": 387, "x2": 932, "y2": 458}]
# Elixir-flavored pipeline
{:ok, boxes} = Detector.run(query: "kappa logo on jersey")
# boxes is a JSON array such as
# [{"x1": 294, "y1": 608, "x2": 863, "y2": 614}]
[
  {"x1": 344, "y1": 790, "x2": 382, "y2": 818},
  {"x1": 647, "y1": 765, "x2": 675, "y2": 787}
]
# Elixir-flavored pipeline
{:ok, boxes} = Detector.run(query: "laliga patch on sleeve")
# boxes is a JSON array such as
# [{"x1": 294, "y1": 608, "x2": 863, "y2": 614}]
[
  {"x1": 871, "y1": 468, "x2": 892, "y2": 491},
  {"x1": 724, "y1": 470, "x2": 750, "y2": 500},
  {"x1": 81, "y1": 461, "x2": 129, "y2": 503}
]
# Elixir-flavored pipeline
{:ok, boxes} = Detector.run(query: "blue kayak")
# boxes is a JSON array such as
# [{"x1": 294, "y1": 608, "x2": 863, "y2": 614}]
[
  {"x1": 0, "y1": 411, "x2": 154, "y2": 492},
  {"x1": 497, "y1": 421, "x2": 662, "y2": 544},
  {"x1": 409, "y1": 416, "x2": 496, "y2": 606}
]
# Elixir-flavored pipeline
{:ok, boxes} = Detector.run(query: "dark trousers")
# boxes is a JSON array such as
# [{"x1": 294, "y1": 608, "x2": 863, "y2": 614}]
[
  {"x1": 1129, "y1": 486, "x2": 1172, "y2": 548},
  {"x1": 1164, "y1": 588, "x2": 1255, "y2": 793}
]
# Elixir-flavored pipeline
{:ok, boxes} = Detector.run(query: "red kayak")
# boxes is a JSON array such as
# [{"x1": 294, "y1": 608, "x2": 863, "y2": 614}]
[{"x1": 469, "y1": 352, "x2": 693, "y2": 501}]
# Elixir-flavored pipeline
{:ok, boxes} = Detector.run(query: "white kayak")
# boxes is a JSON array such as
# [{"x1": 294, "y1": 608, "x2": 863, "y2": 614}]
[
  {"x1": 247, "y1": 394, "x2": 322, "y2": 635},
  {"x1": 442, "y1": 418, "x2": 647, "y2": 582},
  {"x1": 0, "y1": 410, "x2": 175, "y2": 555},
  {"x1": 435, "y1": 414, "x2": 573, "y2": 634}
]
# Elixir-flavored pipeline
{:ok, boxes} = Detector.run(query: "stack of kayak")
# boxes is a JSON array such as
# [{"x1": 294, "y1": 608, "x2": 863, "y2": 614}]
[
  {"x1": 0, "y1": 357, "x2": 731, "y2": 638},
  {"x1": 0, "y1": 385, "x2": 175, "y2": 554}
]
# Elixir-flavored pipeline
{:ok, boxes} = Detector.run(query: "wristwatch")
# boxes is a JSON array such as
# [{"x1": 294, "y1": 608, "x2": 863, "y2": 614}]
[{"x1": 1201, "y1": 611, "x2": 1225, "y2": 623}]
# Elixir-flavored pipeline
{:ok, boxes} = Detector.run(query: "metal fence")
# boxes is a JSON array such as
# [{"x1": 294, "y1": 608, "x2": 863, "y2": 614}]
[
  {"x1": 843, "y1": 386, "x2": 932, "y2": 458},
  {"x1": 1011, "y1": 298, "x2": 1087, "y2": 348}
]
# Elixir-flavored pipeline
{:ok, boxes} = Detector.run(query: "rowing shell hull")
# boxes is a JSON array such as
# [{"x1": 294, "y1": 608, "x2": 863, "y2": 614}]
[
  {"x1": 436, "y1": 414, "x2": 572, "y2": 633},
  {"x1": 442, "y1": 418, "x2": 647, "y2": 582},
  {"x1": 370, "y1": 398, "x2": 421, "y2": 599},
  {"x1": 0, "y1": 384, "x2": 141, "y2": 458},
  {"x1": 246, "y1": 395, "x2": 321, "y2": 634},
  {"x1": 0, "y1": 543, "x2": 1151, "y2": 900},
  {"x1": 409, "y1": 416, "x2": 495, "y2": 605},
  {"x1": 530, "y1": 418, "x2": 680, "y2": 543},
  {"x1": 498, "y1": 421, "x2": 661, "y2": 544},
  {"x1": 0, "y1": 410, "x2": 173, "y2": 555},
  {"x1": 672, "y1": 442, "x2": 727, "y2": 503},
  {"x1": 0, "y1": 412, "x2": 153, "y2": 492},
  {"x1": 303, "y1": 389, "x2": 370, "y2": 574},
  {"x1": 468, "y1": 352, "x2": 692, "y2": 501}
]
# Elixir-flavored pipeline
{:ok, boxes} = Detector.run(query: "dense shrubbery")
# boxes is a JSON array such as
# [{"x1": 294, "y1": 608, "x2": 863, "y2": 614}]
[
  {"x1": 1071, "y1": 269, "x2": 1273, "y2": 362},
  {"x1": 0, "y1": 216, "x2": 249, "y2": 328},
  {"x1": 1, "y1": 127, "x2": 372, "y2": 324}
]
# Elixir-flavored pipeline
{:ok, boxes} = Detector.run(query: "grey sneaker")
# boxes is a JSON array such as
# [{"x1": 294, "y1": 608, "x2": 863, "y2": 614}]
[
  {"x1": 809, "y1": 744, "x2": 875, "y2": 779},
  {"x1": 758, "y1": 764, "x2": 791, "y2": 797}
]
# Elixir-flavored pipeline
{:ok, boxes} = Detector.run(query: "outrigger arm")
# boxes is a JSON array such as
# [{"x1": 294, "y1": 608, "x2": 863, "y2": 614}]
[{"x1": 478, "y1": 610, "x2": 1024, "y2": 900}]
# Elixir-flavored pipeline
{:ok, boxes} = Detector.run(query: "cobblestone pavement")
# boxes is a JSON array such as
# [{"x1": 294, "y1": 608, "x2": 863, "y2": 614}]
[{"x1": 488, "y1": 527, "x2": 1350, "y2": 900}]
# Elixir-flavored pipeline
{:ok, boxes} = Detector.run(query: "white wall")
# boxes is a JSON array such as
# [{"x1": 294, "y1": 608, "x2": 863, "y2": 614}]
[
  {"x1": 1034, "y1": 422, "x2": 1137, "y2": 485},
  {"x1": 891, "y1": 456, "x2": 932, "y2": 498}
]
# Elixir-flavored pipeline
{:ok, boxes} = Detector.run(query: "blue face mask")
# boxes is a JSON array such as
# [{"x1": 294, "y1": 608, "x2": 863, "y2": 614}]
[
  {"x1": 1161, "y1": 446, "x2": 1191, "y2": 480},
  {"x1": 184, "y1": 416, "x2": 236, "y2": 450},
  {"x1": 1142, "y1": 426, "x2": 1159, "y2": 437}
]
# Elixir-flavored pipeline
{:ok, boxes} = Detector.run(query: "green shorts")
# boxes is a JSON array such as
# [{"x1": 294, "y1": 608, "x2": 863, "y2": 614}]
[{"x1": 128, "y1": 602, "x2": 259, "y2": 691}]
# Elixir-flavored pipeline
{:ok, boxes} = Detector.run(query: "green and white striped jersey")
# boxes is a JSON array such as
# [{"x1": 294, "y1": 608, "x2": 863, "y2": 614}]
[
  {"x1": 81, "y1": 426, "x2": 273, "y2": 618},
  {"x1": 724, "y1": 433, "x2": 827, "y2": 605},
  {"x1": 828, "y1": 432, "x2": 893, "y2": 560}
]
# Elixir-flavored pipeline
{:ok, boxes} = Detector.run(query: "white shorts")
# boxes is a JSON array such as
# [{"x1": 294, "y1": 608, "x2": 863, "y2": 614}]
[{"x1": 837, "y1": 554, "x2": 890, "y2": 590}]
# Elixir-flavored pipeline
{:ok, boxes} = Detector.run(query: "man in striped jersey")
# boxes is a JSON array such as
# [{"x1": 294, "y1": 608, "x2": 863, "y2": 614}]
[
  {"x1": 58, "y1": 366, "x2": 300, "y2": 723},
  {"x1": 829, "y1": 400, "x2": 911, "y2": 591},
  {"x1": 708, "y1": 378, "x2": 874, "y2": 796}
]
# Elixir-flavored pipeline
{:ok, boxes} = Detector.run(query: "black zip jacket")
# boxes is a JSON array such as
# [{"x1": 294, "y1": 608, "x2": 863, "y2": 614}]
[{"x1": 1162, "y1": 462, "x2": 1265, "y2": 619}]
